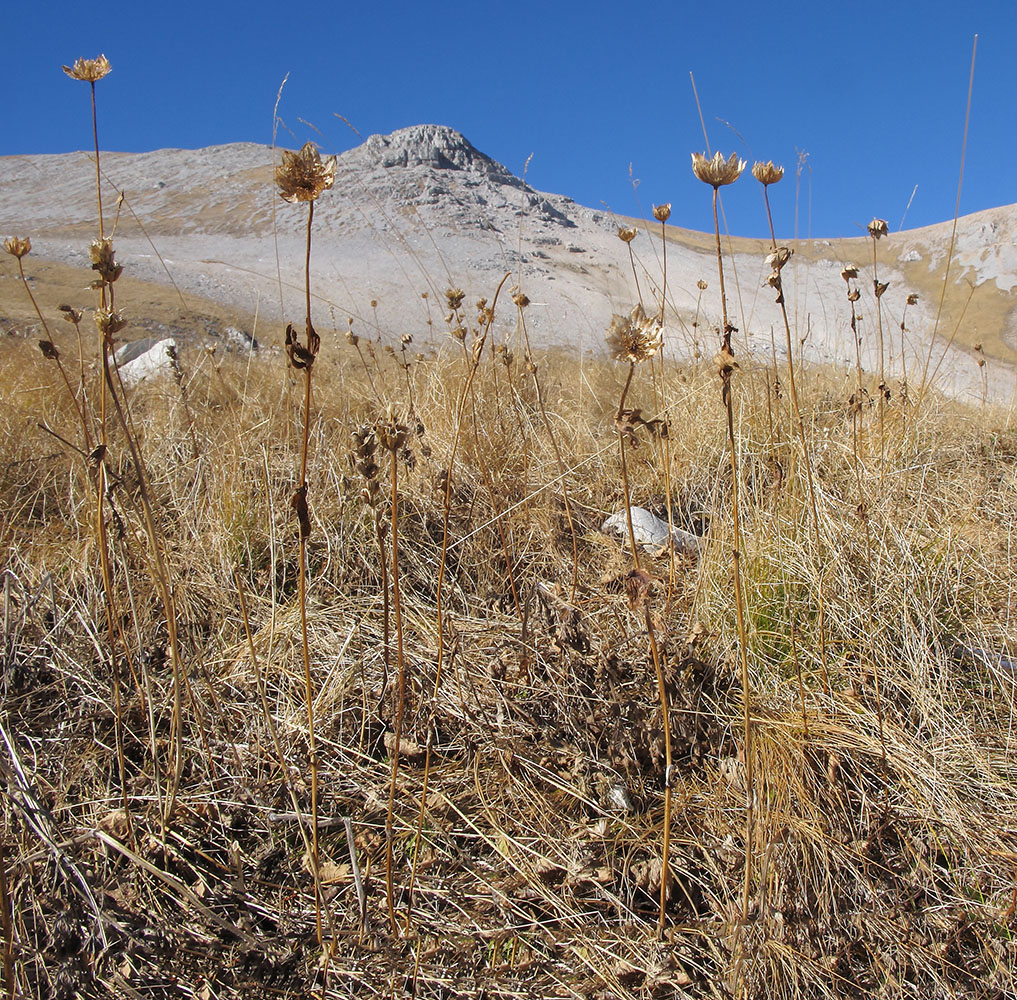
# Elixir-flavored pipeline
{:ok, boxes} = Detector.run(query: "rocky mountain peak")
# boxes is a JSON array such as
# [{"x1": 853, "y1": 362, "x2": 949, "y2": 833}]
[{"x1": 354, "y1": 124, "x2": 519, "y2": 186}]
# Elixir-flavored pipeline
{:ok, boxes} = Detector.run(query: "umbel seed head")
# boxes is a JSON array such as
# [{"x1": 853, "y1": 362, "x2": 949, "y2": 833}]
[
  {"x1": 652, "y1": 203, "x2": 671, "y2": 222},
  {"x1": 868, "y1": 218, "x2": 889, "y2": 240},
  {"x1": 276, "y1": 142, "x2": 336, "y2": 204},
  {"x1": 62, "y1": 55, "x2": 112, "y2": 82},
  {"x1": 752, "y1": 161, "x2": 784, "y2": 186},
  {"x1": 606, "y1": 304, "x2": 662, "y2": 364},
  {"x1": 3, "y1": 236, "x2": 31, "y2": 259},
  {"x1": 691, "y1": 151, "x2": 746, "y2": 188}
]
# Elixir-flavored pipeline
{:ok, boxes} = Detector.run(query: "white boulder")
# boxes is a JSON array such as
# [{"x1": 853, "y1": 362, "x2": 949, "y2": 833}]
[{"x1": 601, "y1": 507, "x2": 702, "y2": 557}]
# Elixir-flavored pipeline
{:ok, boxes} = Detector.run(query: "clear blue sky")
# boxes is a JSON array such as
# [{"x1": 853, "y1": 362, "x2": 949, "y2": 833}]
[{"x1": 7, "y1": 1, "x2": 1014, "y2": 239}]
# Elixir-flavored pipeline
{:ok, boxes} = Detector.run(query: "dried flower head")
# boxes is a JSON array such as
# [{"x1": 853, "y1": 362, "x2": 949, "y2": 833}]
[
  {"x1": 62, "y1": 55, "x2": 112, "y2": 83},
  {"x1": 752, "y1": 161, "x2": 784, "y2": 186},
  {"x1": 766, "y1": 246, "x2": 793, "y2": 272},
  {"x1": 39, "y1": 340, "x2": 60, "y2": 361},
  {"x1": 873, "y1": 280, "x2": 889, "y2": 299},
  {"x1": 59, "y1": 304, "x2": 83, "y2": 325},
  {"x1": 691, "y1": 151, "x2": 746, "y2": 188},
  {"x1": 652, "y1": 203, "x2": 671, "y2": 222},
  {"x1": 512, "y1": 291, "x2": 530, "y2": 308},
  {"x1": 445, "y1": 288, "x2": 465, "y2": 312},
  {"x1": 841, "y1": 265, "x2": 859, "y2": 282},
  {"x1": 3, "y1": 236, "x2": 31, "y2": 259},
  {"x1": 697, "y1": 279, "x2": 708, "y2": 291},
  {"x1": 606, "y1": 304, "x2": 662, "y2": 364},
  {"x1": 847, "y1": 289, "x2": 860, "y2": 302},
  {"x1": 89, "y1": 237, "x2": 122, "y2": 284},
  {"x1": 275, "y1": 142, "x2": 336, "y2": 204},
  {"x1": 95, "y1": 306, "x2": 127, "y2": 339},
  {"x1": 617, "y1": 226, "x2": 638, "y2": 243},
  {"x1": 867, "y1": 218, "x2": 889, "y2": 240},
  {"x1": 376, "y1": 406, "x2": 409, "y2": 453},
  {"x1": 906, "y1": 293, "x2": 919, "y2": 305}
]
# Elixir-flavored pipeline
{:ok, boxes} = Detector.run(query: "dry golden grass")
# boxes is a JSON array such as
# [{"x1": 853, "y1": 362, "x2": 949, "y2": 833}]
[{"x1": 2, "y1": 304, "x2": 1016, "y2": 996}]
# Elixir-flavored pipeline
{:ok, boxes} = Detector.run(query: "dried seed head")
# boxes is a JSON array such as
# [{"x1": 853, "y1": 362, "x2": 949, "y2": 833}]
[
  {"x1": 873, "y1": 280, "x2": 889, "y2": 298},
  {"x1": 62, "y1": 55, "x2": 112, "y2": 82},
  {"x1": 59, "y1": 304, "x2": 83, "y2": 324},
  {"x1": 691, "y1": 151, "x2": 746, "y2": 187},
  {"x1": 652, "y1": 203, "x2": 671, "y2": 222},
  {"x1": 370, "y1": 299, "x2": 377, "y2": 308},
  {"x1": 400, "y1": 333, "x2": 412, "y2": 345},
  {"x1": 39, "y1": 340, "x2": 60, "y2": 361},
  {"x1": 840, "y1": 265, "x2": 859, "y2": 282},
  {"x1": 275, "y1": 142, "x2": 336, "y2": 204},
  {"x1": 847, "y1": 289, "x2": 860, "y2": 302},
  {"x1": 752, "y1": 161, "x2": 784, "y2": 186},
  {"x1": 376, "y1": 407, "x2": 409, "y2": 452},
  {"x1": 445, "y1": 288, "x2": 465, "y2": 312},
  {"x1": 512, "y1": 291, "x2": 530, "y2": 309},
  {"x1": 696, "y1": 279, "x2": 708, "y2": 291},
  {"x1": 345, "y1": 318, "x2": 359, "y2": 347},
  {"x1": 89, "y1": 237, "x2": 122, "y2": 284},
  {"x1": 3, "y1": 236, "x2": 31, "y2": 259},
  {"x1": 765, "y1": 246, "x2": 793, "y2": 272},
  {"x1": 95, "y1": 307, "x2": 127, "y2": 339},
  {"x1": 617, "y1": 226, "x2": 638, "y2": 243},
  {"x1": 906, "y1": 293, "x2": 919, "y2": 305},
  {"x1": 606, "y1": 304, "x2": 662, "y2": 364},
  {"x1": 867, "y1": 218, "x2": 889, "y2": 240}
]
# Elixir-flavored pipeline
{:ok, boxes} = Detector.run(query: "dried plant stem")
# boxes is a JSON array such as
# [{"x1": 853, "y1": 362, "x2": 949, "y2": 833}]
[
  {"x1": 761, "y1": 184, "x2": 829, "y2": 695},
  {"x1": 384, "y1": 445, "x2": 407, "y2": 934},
  {"x1": 615, "y1": 362, "x2": 671, "y2": 937},
  {"x1": 711, "y1": 185, "x2": 754, "y2": 925},
  {"x1": 406, "y1": 276, "x2": 510, "y2": 930},
  {"x1": 295, "y1": 199, "x2": 324, "y2": 947},
  {"x1": 517, "y1": 303, "x2": 579, "y2": 602},
  {"x1": 871, "y1": 236, "x2": 887, "y2": 490}
]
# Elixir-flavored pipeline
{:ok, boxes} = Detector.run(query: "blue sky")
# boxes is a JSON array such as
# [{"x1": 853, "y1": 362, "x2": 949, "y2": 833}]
[{"x1": 7, "y1": 1, "x2": 1015, "y2": 239}]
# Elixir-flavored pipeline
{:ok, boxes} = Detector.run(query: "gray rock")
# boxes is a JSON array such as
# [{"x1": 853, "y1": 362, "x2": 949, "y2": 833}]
[
  {"x1": 117, "y1": 338, "x2": 178, "y2": 386},
  {"x1": 601, "y1": 507, "x2": 702, "y2": 557}
]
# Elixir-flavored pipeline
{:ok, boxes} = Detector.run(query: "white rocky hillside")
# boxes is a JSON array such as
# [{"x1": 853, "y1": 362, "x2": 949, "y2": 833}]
[{"x1": 2, "y1": 124, "x2": 1015, "y2": 401}]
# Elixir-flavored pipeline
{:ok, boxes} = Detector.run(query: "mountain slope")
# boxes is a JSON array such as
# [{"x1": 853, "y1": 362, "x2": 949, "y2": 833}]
[{"x1": 2, "y1": 125, "x2": 1014, "y2": 401}]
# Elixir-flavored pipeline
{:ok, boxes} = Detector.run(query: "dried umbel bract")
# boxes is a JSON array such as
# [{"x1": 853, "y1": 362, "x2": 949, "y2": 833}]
[
  {"x1": 89, "y1": 237, "x2": 122, "y2": 285},
  {"x1": 285, "y1": 322, "x2": 320, "y2": 370},
  {"x1": 276, "y1": 142, "x2": 336, "y2": 204},
  {"x1": 752, "y1": 161, "x2": 784, "y2": 186},
  {"x1": 652, "y1": 203, "x2": 671, "y2": 222},
  {"x1": 766, "y1": 246, "x2": 793, "y2": 273},
  {"x1": 867, "y1": 218, "x2": 889, "y2": 240},
  {"x1": 62, "y1": 55, "x2": 112, "y2": 82},
  {"x1": 691, "y1": 151, "x2": 746, "y2": 188},
  {"x1": 3, "y1": 236, "x2": 31, "y2": 259},
  {"x1": 376, "y1": 407, "x2": 409, "y2": 453},
  {"x1": 617, "y1": 226, "x2": 638, "y2": 244},
  {"x1": 606, "y1": 304, "x2": 662, "y2": 364},
  {"x1": 95, "y1": 307, "x2": 127, "y2": 341}
]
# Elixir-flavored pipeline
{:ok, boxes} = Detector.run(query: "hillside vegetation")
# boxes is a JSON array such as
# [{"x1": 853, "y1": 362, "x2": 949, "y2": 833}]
[{"x1": 1, "y1": 57, "x2": 1016, "y2": 1000}]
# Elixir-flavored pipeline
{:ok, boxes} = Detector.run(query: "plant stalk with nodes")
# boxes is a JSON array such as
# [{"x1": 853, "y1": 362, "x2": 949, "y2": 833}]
[
  {"x1": 276, "y1": 139, "x2": 336, "y2": 947},
  {"x1": 754, "y1": 160, "x2": 830, "y2": 696},
  {"x1": 606, "y1": 304, "x2": 672, "y2": 937},
  {"x1": 691, "y1": 150, "x2": 755, "y2": 928}
]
